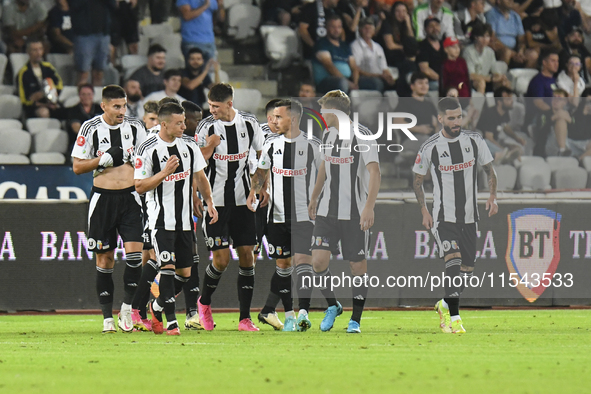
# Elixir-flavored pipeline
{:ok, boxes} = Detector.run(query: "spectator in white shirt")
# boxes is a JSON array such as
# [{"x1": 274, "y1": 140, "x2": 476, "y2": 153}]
[
  {"x1": 557, "y1": 54, "x2": 586, "y2": 98},
  {"x1": 138, "y1": 69, "x2": 186, "y2": 119},
  {"x1": 351, "y1": 17, "x2": 396, "y2": 92}
]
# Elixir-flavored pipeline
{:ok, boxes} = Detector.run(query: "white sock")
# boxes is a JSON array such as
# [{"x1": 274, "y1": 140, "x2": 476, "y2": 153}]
[
  {"x1": 285, "y1": 310, "x2": 295, "y2": 319},
  {"x1": 167, "y1": 320, "x2": 178, "y2": 329},
  {"x1": 120, "y1": 303, "x2": 131, "y2": 312},
  {"x1": 153, "y1": 300, "x2": 164, "y2": 312},
  {"x1": 451, "y1": 315, "x2": 461, "y2": 322},
  {"x1": 440, "y1": 299, "x2": 449, "y2": 309},
  {"x1": 298, "y1": 309, "x2": 308, "y2": 317},
  {"x1": 104, "y1": 317, "x2": 114, "y2": 322}
]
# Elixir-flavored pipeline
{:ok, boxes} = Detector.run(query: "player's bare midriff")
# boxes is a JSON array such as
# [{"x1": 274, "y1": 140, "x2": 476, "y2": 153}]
[{"x1": 93, "y1": 163, "x2": 135, "y2": 190}]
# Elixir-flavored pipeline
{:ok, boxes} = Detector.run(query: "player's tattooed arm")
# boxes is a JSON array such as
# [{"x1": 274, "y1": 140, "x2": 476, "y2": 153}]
[
  {"x1": 246, "y1": 167, "x2": 269, "y2": 212},
  {"x1": 482, "y1": 162, "x2": 497, "y2": 197},
  {"x1": 414, "y1": 172, "x2": 433, "y2": 230}
]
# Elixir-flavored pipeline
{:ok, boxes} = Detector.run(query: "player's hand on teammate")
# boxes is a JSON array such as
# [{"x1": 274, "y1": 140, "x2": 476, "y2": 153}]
[
  {"x1": 194, "y1": 198, "x2": 204, "y2": 218},
  {"x1": 163, "y1": 155, "x2": 180, "y2": 176},
  {"x1": 486, "y1": 196, "x2": 498, "y2": 217},
  {"x1": 207, "y1": 204, "x2": 218, "y2": 224},
  {"x1": 308, "y1": 199, "x2": 318, "y2": 220},
  {"x1": 421, "y1": 206, "x2": 433, "y2": 230},
  {"x1": 360, "y1": 207, "x2": 374, "y2": 231}
]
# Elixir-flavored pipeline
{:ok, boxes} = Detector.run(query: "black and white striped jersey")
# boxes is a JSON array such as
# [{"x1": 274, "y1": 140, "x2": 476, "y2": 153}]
[
  {"x1": 71, "y1": 115, "x2": 147, "y2": 176},
  {"x1": 249, "y1": 122, "x2": 273, "y2": 174},
  {"x1": 196, "y1": 110, "x2": 264, "y2": 207},
  {"x1": 147, "y1": 124, "x2": 160, "y2": 136},
  {"x1": 134, "y1": 134, "x2": 207, "y2": 231},
  {"x1": 258, "y1": 131, "x2": 321, "y2": 224},
  {"x1": 316, "y1": 123, "x2": 380, "y2": 220},
  {"x1": 412, "y1": 130, "x2": 494, "y2": 224}
]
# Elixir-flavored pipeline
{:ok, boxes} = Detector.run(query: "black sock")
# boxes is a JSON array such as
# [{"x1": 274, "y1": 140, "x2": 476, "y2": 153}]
[
  {"x1": 131, "y1": 259, "x2": 159, "y2": 313},
  {"x1": 184, "y1": 258, "x2": 200, "y2": 315},
  {"x1": 174, "y1": 274, "x2": 189, "y2": 297},
  {"x1": 237, "y1": 266, "x2": 255, "y2": 321},
  {"x1": 296, "y1": 264, "x2": 313, "y2": 311},
  {"x1": 460, "y1": 270, "x2": 473, "y2": 293},
  {"x1": 444, "y1": 257, "x2": 462, "y2": 316},
  {"x1": 351, "y1": 274, "x2": 368, "y2": 323},
  {"x1": 200, "y1": 263, "x2": 224, "y2": 305},
  {"x1": 158, "y1": 268, "x2": 176, "y2": 323},
  {"x1": 261, "y1": 271, "x2": 280, "y2": 315},
  {"x1": 277, "y1": 266, "x2": 293, "y2": 312},
  {"x1": 96, "y1": 266, "x2": 114, "y2": 319},
  {"x1": 314, "y1": 268, "x2": 337, "y2": 307},
  {"x1": 123, "y1": 252, "x2": 142, "y2": 305}
]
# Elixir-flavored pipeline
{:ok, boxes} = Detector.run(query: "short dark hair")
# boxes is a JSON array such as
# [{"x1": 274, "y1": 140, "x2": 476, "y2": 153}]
[
  {"x1": 187, "y1": 47, "x2": 204, "y2": 57},
  {"x1": 163, "y1": 68, "x2": 182, "y2": 80},
  {"x1": 540, "y1": 48, "x2": 560, "y2": 62},
  {"x1": 437, "y1": 97, "x2": 461, "y2": 114},
  {"x1": 78, "y1": 83, "x2": 94, "y2": 94},
  {"x1": 182, "y1": 100, "x2": 202, "y2": 115},
  {"x1": 158, "y1": 102, "x2": 185, "y2": 120},
  {"x1": 26, "y1": 37, "x2": 43, "y2": 50},
  {"x1": 148, "y1": 44, "x2": 167, "y2": 56},
  {"x1": 208, "y1": 83, "x2": 234, "y2": 102},
  {"x1": 410, "y1": 71, "x2": 429, "y2": 85},
  {"x1": 275, "y1": 99, "x2": 303, "y2": 119},
  {"x1": 265, "y1": 98, "x2": 283, "y2": 115},
  {"x1": 471, "y1": 23, "x2": 492, "y2": 39},
  {"x1": 143, "y1": 101, "x2": 159, "y2": 115},
  {"x1": 424, "y1": 17, "x2": 440, "y2": 30},
  {"x1": 158, "y1": 97, "x2": 180, "y2": 107},
  {"x1": 494, "y1": 86, "x2": 513, "y2": 98},
  {"x1": 582, "y1": 87, "x2": 591, "y2": 97},
  {"x1": 326, "y1": 14, "x2": 342, "y2": 25},
  {"x1": 102, "y1": 85, "x2": 126, "y2": 102}
]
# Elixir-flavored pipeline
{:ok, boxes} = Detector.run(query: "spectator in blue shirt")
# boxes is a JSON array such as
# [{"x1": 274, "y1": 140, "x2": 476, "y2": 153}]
[
  {"x1": 177, "y1": 0, "x2": 226, "y2": 62},
  {"x1": 313, "y1": 15, "x2": 360, "y2": 94},
  {"x1": 486, "y1": 0, "x2": 528, "y2": 67}
]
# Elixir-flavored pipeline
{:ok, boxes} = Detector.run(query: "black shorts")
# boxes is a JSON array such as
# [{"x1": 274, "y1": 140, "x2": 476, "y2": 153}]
[
  {"x1": 311, "y1": 216, "x2": 369, "y2": 262},
  {"x1": 266, "y1": 221, "x2": 314, "y2": 259},
  {"x1": 110, "y1": 1, "x2": 139, "y2": 46},
  {"x1": 202, "y1": 205, "x2": 257, "y2": 251},
  {"x1": 87, "y1": 186, "x2": 143, "y2": 253},
  {"x1": 151, "y1": 229, "x2": 193, "y2": 269},
  {"x1": 254, "y1": 204, "x2": 268, "y2": 255},
  {"x1": 432, "y1": 222, "x2": 477, "y2": 267}
]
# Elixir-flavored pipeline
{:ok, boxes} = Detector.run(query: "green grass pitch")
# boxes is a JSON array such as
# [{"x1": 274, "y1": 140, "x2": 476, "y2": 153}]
[{"x1": 1, "y1": 310, "x2": 591, "y2": 393}]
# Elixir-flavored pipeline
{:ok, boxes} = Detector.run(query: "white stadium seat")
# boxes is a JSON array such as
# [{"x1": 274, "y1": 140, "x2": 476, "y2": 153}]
[
  {"x1": 583, "y1": 156, "x2": 591, "y2": 172},
  {"x1": 0, "y1": 129, "x2": 31, "y2": 155},
  {"x1": 553, "y1": 167, "x2": 588, "y2": 189},
  {"x1": 64, "y1": 96, "x2": 80, "y2": 107},
  {"x1": 224, "y1": 0, "x2": 251, "y2": 9},
  {"x1": 0, "y1": 54, "x2": 7, "y2": 84},
  {"x1": 492, "y1": 60, "x2": 508, "y2": 76},
  {"x1": 94, "y1": 87, "x2": 103, "y2": 103},
  {"x1": 218, "y1": 70, "x2": 230, "y2": 83},
  {"x1": 546, "y1": 156, "x2": 579, "y2": 172},
  {"x1": 122, "y1": 55, "x2": 148, "y2": 80},
  {"x1": 227, "y1": 4, "x2": 261, "y2": 40},
  {"x1": 0, "y1": 119, "x2": 23, "y2": 130},
  {"x1": 350, "y1": 90, "x2": 383, "y2": 99},
  {"x1": 26, "y1": 118, "x2": 62, "y2": 135},
  {"x1": 141, "y1": 23, "x2": 174, "y2": 38},
  {"x1": 509, "y1": 68, "x2": 539, "y2": 96},
  {"x1": 0, "y1": 153, "x2": 30, "y2": 164},
  {"x1": 518, "y1": 162, "x2": 551, "y2": 190},
  {"x1": 58, "y1": 86, "x2": 79, "y2": 104},
  {"x1": 0, "y1": 95, "x2": 22, "y2": 119},
  {"x1": 260, "y1": 25, "x2": 300, "y2": 70},
  {"x1": 30, "y1": 152, "x2": 66, "y2": 164},
  {"x1": 151, "y1": 34, "x2": 184, "y2": 61},
  {"x1": 10, "y1": 53, "x2": 28, "y2": 83},
  {"x1": 33, "y1": 128, "x2": 68, "y2": 154},
  {"x1": 0, "y1": 85, "x2": 14, "y2": 95},
  {"x1": 494, "y1": 164, "x2": 517, "y2": 191},
  {"x1": 232, "y1": 88, "x2": 262, "y2": 114},
  {"x1": 513, "y1": 155, "x2": 545, "y2": 169},
  {"x1": 384, "y1": 90, "x2": 399, "y2": 110},
  {"x1": 46, "y1": 53, "x2": 76, "y2": 85}
]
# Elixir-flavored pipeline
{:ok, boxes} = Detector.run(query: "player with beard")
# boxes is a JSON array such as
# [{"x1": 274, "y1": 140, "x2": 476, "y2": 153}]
[
  {"x1": 180, "y1": 47, "x2": 220, "y2": 107},
  {"x1": 413, "y1": 97, "x2": 498, "y2": 334}
]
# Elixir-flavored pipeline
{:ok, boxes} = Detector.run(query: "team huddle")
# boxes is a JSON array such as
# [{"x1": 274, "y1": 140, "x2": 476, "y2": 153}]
[{"x1": 71, "y1": 83, "x2": 497, "y2": 336}]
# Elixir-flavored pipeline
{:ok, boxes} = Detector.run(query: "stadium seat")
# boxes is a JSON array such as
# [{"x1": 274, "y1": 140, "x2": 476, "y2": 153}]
[
  {"x1": 0, "y1": 85, "x2": 14, "y2": 95},
  {"x1": 0, "y1": 95, "x2": 22, "y2": 119},
  {"x1": 227, "y1": 4, "x2": 261, "y2": 41},
  {"x1": 218, "y1": 69, "x2": 230, "y2": 83},
  {"x1": 260, "y1": 25, "x2": 300, "y2": 70},
  {"x1": 46, "y1": 53, "x2": 76, "y2": 85},
  {"x1": 103, "y1": 64, "x2": 120, "y2": 86},
  {"x1": 350, "y1": 90, "x2": 383, "y2": 99},
  {"x1": 509, "y1": 69, "x2": 538, "y2": 96},
  {"x1": 26, "y1": 118, "x2": 62, "y2": 135},
  {"x1": 546, "y1": 156, "x2": 579, "y2": 171},
  {"x1": 494, "y1": 164, "x2": 517, "y2": 191},
  {"x1": 94, "y1": 87, "x2": 103, "y2": 103},
  {"x1": 151, "y1": 34, "x2": 184, "y2": 61},
  {"x1": 165, "y1": 55, "x2": 185, "y2": 70},
  {"x1": 384, "y1": 90, "x2": 399, "y2": 110},
  {"x1": 64, "y1": 96, "x2": 80, "y2": 107},
  {"x1": 0, "y1": 54, "x2": 7, "y2": 84},
  {"x1": 582, "y1": 156, "x2": 591, "y2": 172},
  {"x1": 33, "y1": 128, "x2": 68, "y2": 154},
  {"x1": 140, "y1": 23, "x2": 174, "y2": 38},
  {"x1": 513, "y1": 155, "x2": 545, "y2": 169},
  {"x1": 10, "y1": 53, "x2": 28, "y2": 83},
  {"x1": 232, "y1": 88, "x2": 262, "y2": 113},
  {"x1": 518, "y1": 162, "x2": 551, "y2": 190},
  {"x1": 553, "y1": 167, "x2": 587, "y2": 189},
  {"x1": 58, "y1": 86, "x2": 78, "y2": 104},
  {"x1": 0, "y1": 119, "x2": 23, "y2": 130},
  {"x1": 388, "y1": 67, "x2": 399, "y2": 80},
  {"x1": 224, "y1": 0, "x2": 251, "y2": 9},
  {"x1": 0, "y1": 153, "x2": 30, "y2": 164},
  {"x1": 0, "y1": 129, "x2": 31, "y2": 155},
  {"x1": 122, "y1": 55, "x2": 148, "y2": 80},
  {"x1": 30, "y1": 152, "x2": 66, "y2": 164},
  {"x1": 470, "y1": 92, "x2": 486, "y2": 115},
  {"x1": 492, "y1": 60, "x2": 508, "y2": 76}
]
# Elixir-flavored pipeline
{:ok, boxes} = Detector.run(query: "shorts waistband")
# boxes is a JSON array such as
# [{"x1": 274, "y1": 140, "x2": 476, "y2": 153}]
[{"x1": 91, "y1": 186, "x2": 136, "y2": 194}]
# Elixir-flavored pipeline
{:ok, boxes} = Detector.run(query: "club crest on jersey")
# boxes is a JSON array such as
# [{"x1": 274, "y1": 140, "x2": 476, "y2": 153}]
[
  {"x1": 88, "y1": 238, "x2": 96, "y2": 249},
  {"x1": 415, "y1": 153, "x2": 421, "y2": 164},
  {"x1": 299, "y1": 150, "x2": 304, "y2": 155},
  {"x1": 207, "y1": 237, "x2": 214, "y2": 248},
  {"x1": 241, "y1": 132, "x2": 246, "y2": 138},
  {"x1": 442, "y1": 240, "x2": 451, "y2": 252},
  {"x1": 315, "y1": 236, "x2": 322, "y2": 246},
  {"x1": 465, "y1": 147, "x2": 471, "y2": 153},
  {"x1": 124, "y1": 134, "x2": 130, "y2": 140},
  {"x1": 506, "y1": 208, "x2": 561, "y2": 303},
  {"x1": 268, "y1": 243, "x2": 275, "y2": 255},
  {"x1": 183, "y1": 151, "x2": 188, "y2": 158},
  {"x1": 135, "y1": 158, "x2": 143, "y2": 169},
  {"x1": 215, "y1": 237, "x2": 222, "y2": 246},
  {"x1": 276, "y1": 247, "x2": 282, "y2": 255},
  {"x1": 76, "y1": 136, "x2": 85, "y2": 146}
]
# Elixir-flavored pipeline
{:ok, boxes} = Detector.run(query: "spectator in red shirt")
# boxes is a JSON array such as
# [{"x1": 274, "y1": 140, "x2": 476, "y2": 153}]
[{"x1": 441, "y1": 36, "x2": 470, "y2": 97}]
